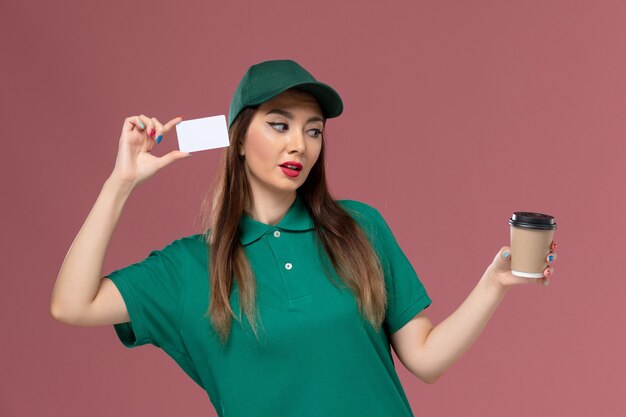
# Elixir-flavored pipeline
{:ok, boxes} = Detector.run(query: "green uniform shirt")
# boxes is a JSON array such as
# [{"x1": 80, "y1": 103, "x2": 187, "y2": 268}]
[{"x1": 108, "y1": 196, "x2": 432, "y2": 417}]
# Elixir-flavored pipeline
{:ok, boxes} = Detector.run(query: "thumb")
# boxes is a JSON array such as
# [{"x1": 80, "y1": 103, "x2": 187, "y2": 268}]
[
  {"x1": 158, "y1": 150, "x2": 192, "y2": 169},
  {"x1": 492, "y1": 246, "x2": 511, "y2": 273}
]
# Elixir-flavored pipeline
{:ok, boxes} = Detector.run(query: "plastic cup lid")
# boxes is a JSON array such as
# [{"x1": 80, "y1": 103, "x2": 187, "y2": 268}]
[{"x1": 509, "y1": 212, "x2": 557, "y2": 230}]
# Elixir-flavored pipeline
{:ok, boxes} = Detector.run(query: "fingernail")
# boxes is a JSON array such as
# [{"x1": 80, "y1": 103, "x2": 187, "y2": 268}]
[
  {"x1": 547, "y1": 254, "x2": 555, "y2": 262},
  {"x1": 139, "y1": 121, "x2": 145, "y2": 129},
  {"x1": 156, "y1": 135, "x2": 163, "y2": 144},
  {"x1": 503, "y1": 251, "x2": 510, "y2": 260},
  {"x1": 148, "y1": 128, "x2": 155, "y2": 137},
  {"x1": 551, "y1": 242, "x2": 558, "y2": 250},
  {"x1": 546, "y1": 268, "x2": 551, "y2": 276}
]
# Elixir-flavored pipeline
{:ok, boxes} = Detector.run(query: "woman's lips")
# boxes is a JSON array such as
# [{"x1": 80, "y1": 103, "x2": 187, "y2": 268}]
[
  {"x1": 280, "y1": 166, "x2": 301, "y2": 177},
  {"x1": 279, "y1": 161, "x2": 302, "y2": 178}
]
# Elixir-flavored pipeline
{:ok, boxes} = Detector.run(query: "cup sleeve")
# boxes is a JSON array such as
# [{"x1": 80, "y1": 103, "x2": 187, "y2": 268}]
[
  {"x1": 369, "y1": 208, "x2": 432, "y2": 334},
  {"x1": 105, "y1": 238, "x2": 189, "y2": 353}
]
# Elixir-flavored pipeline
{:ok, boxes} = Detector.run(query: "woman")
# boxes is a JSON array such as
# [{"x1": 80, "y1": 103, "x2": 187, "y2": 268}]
[{"x1": 51, "y1": 59, "x2": 557, "y2": 417}]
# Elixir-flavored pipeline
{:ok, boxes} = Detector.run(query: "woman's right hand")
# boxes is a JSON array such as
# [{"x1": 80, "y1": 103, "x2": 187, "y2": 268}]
[{"x1": 109, "y1": 114, "x2": 190, "y2": 188}]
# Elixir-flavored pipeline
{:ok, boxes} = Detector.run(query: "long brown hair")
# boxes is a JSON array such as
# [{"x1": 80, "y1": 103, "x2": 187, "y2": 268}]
[{"x1": 201, "y1": 89, "x2": 387, "y2": 345}]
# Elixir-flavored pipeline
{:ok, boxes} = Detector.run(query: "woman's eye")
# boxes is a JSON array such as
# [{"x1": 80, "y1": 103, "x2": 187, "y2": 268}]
[
  {"x1": 267, "y1": 122, "x2": 287, "y2": 131},
  {"x1": 308, "y1": 129, "x2": 322, "y2": 138},
  {"x1": 267, "y1": 122, "x2": 321, "y2": 138}
]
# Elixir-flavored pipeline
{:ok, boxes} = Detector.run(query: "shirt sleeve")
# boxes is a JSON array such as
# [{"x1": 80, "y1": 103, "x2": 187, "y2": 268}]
[
  {"x1": 340, "y1": 200, "x2": 432, "y2": 334},
  {"x1": 106, "y1": 236, "x2": 191, "y2": 353}
]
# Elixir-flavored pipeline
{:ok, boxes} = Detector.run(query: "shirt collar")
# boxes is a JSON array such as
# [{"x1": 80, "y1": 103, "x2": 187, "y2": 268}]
[{"x1": 239, "y1": 194, "x2": 314, "y2": 246}]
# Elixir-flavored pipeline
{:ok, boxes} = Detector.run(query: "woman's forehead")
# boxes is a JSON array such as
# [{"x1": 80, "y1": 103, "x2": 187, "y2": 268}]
[{"x1": 260, "y1": 90, "x2": 323, "y2": 116}]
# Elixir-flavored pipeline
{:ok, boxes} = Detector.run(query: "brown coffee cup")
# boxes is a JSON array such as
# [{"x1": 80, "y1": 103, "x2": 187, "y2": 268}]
[{"x1": 509, "y1": 212, "x2": 557, "y2": 278}]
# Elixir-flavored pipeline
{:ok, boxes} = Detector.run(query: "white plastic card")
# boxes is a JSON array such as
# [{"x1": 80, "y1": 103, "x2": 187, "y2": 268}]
[{"x1": 175, "y1": 115, "x2": 229, "y2": 152}]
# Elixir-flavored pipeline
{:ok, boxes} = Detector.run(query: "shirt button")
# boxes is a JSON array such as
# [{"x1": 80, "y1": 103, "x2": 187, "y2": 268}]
[
  {"x1": 273, "y1": 230, "x2": 281, "y2": 238},
  {"x1": 285, "y1": 263, "x2": 293, "y2": 270}
]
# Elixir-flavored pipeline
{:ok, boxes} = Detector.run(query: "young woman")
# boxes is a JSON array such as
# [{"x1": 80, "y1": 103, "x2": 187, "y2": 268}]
[{"x1": 51, "y1": 59, "x2": 557, "y2": 417}]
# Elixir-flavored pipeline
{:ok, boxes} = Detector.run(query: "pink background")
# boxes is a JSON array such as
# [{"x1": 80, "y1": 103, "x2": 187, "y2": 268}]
[{"x1": 2, "y1": 0, "x2": 624, "y2": 416}]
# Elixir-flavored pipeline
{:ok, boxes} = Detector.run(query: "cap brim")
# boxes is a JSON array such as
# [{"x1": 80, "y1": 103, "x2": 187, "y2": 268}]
[{"x1": 246, "y1": 81, "x2": 343, "y2": 119}]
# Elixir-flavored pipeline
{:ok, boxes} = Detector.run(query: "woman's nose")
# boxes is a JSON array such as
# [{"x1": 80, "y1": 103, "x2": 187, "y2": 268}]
[{"x1": 287, "y1": 131, "x2": 306, "y2": 153}]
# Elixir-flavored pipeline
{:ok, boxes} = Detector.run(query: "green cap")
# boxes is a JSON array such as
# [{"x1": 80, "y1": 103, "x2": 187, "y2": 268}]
[{"x1": 228, "y1": 59, "x2": 344, "y2": 129}]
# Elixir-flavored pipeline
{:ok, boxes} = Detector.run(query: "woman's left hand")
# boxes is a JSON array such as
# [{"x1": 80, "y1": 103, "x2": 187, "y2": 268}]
[{"x1": 487, "y1": 241, "x2": 557, "y2": 290}]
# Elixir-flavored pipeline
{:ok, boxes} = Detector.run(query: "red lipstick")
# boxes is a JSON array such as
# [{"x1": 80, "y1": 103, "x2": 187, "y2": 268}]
[{"x1": 279, "y1": 161, "x2": 303, "y2": 178}]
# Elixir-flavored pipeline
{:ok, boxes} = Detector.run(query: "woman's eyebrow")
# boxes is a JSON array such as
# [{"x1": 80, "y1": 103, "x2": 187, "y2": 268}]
[{"x1": 265, "y1": 109, "x2": 323, "y2": 124}]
